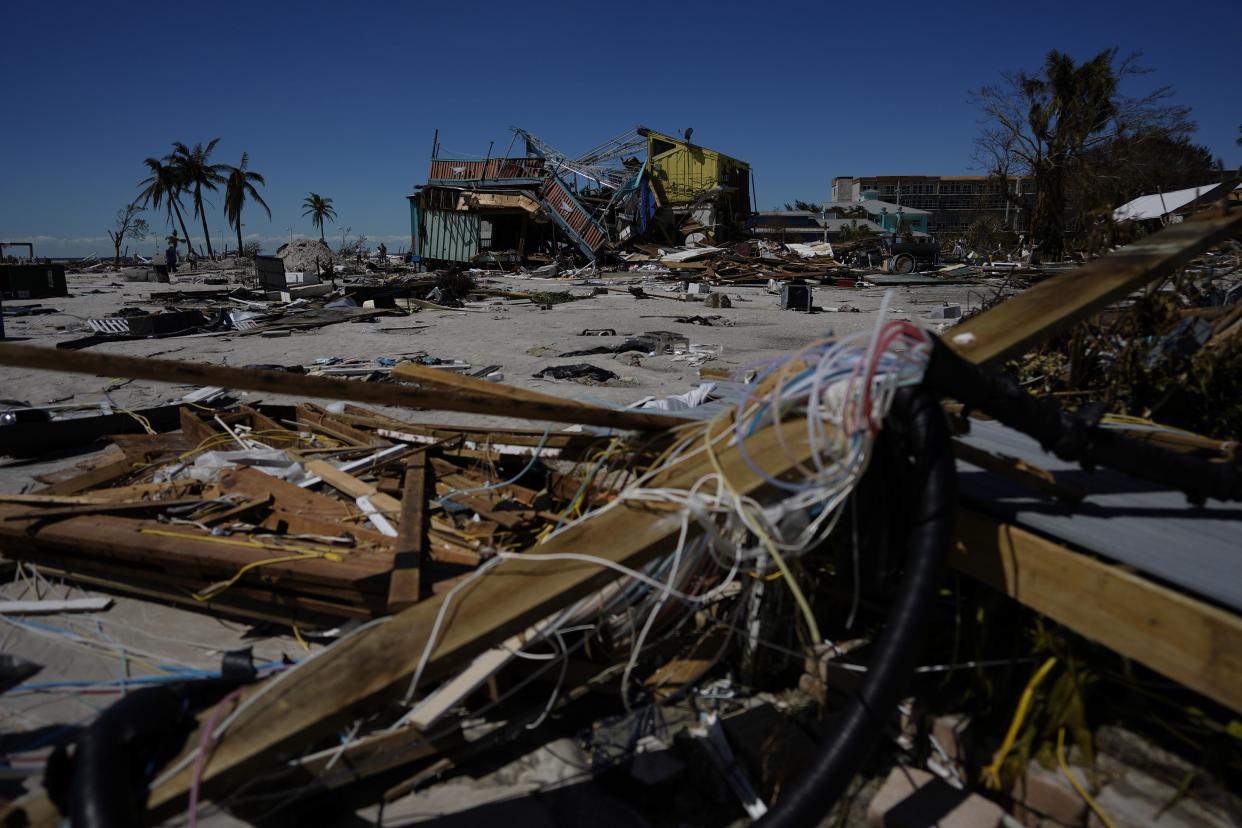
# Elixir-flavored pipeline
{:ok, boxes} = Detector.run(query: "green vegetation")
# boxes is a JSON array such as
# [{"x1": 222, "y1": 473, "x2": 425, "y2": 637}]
[
  {"x1": 223, "y1": 152, "x2": 270, "y2": 259},
  {"x1": 302, "y1": 192, "x2": 337, "y2": 242}
]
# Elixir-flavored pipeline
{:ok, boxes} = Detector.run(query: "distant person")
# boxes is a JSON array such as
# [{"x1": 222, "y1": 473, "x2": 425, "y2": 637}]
[
  {"x1": 166, "y1": 243, "x2": 179, "y2": 274},
  {"x1": 187, "y1": 249, "x2": 197, "y2": 271},
  {"x1": 378, "y1": 242, "x2": 387, "y2": 261}
]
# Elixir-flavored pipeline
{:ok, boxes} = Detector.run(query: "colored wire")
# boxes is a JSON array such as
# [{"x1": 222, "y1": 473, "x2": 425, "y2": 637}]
[
  {"x1": 982, "y1": 656, "x2": 1058, "y2": 789},
  {"x1": 1057, "y1": 727, "x2": 1118, "y2": 828}
]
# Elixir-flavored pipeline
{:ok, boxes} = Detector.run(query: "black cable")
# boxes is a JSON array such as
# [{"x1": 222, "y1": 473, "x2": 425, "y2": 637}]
[
  {"x1": 922, "y1": 337, "x2": 1242, "y2": 504},
  {"x1": 758, "y1": 386, "x2": 957, "y2": 826}
]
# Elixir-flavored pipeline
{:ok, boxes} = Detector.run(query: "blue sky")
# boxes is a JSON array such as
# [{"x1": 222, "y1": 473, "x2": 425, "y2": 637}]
[{"x1": 2, "y1": 0, "x2": 1239, "y2": 257}]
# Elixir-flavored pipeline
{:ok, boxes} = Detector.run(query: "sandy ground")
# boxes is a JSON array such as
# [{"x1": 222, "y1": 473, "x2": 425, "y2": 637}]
[
  {"x1": 0, "y1": 271, "x2": 977, "y2": 491},
  {"x1": 0, "y1": 267, "x2": 980, "y2": 824}
]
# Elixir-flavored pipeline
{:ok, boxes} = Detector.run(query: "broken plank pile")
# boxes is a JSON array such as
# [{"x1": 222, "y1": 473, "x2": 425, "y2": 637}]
[{"x1": 0, "y1": 396, "x2": 626, "y2": 626}]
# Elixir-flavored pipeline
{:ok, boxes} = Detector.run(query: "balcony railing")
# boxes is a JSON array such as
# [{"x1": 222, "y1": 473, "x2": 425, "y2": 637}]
[{"x1": 428, "y1": 157, "x2": 547, "y2": 183}]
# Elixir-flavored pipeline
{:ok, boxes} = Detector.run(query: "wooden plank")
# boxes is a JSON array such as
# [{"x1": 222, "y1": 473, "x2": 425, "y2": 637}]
[
  {"x1": 0, "y1": 597, "x2": 112, "y2": 615},
  {"x1": 947, "y1": 208, "x2": 1242, "y2": 366},
  {"x1": 40, "y1": 456, "x2": 141, "y2": 496},
  {"x1": 3, "y1": 498, "x2": 205, "y2": 521},
  {"x1": 951, "y1": 508, "x2": 1242, "y2": 713},
  {"x1": 220, "y1": 467, "x2": 352, "y2": 521},
  {"x1": 238, "y1": 403, "x2": 291, "y2": 436},
  {"x1": 390, "y1": 360, "x2": 682, "y2": 432},
  {"x1": 197, "y1": 495, "x2": 273, "y2": 528},
  {"x1": 0, "y1": 507, "x2": 387, "y2": 598},
  {"x1": 179, "y1": 407, "x2": 220, "y2": 448},
  {"x1": 259, "y1": 510, "x2": 392, "y2": 549},
  {"x1": 296, "y1": 403, "x2": 382, "y2": 448},
  {"x1": 18, "y1": 557, "x2": 374, "y2": 623},
  {"x1": 0, "y1": 343, "x2": 685, "y2": 431},
  {"x1": 388, "y1": 453, "x2": 429, "y2": 612},
  {"x1": 303, "y1": 460, "x2": 401, "y2": 517},
  {"x1": 952, "y1": 440, "x2": 1084, "y2": 503}
]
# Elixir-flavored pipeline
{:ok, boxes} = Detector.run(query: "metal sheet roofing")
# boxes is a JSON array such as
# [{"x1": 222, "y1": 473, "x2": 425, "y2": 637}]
[
  {"x1": 1113, "y1": 182, "x2": 1240, "y2": 222},
  {"x1": 958, "y1": 419, "x2": 1242, "y2": 612}
]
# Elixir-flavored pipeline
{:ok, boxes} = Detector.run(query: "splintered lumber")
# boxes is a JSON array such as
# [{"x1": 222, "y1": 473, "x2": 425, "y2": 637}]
[
  {"x1": 40, "y1": 456, "x2": 144, "y2": 496},
  {"x1": 143, "y1": 418, "x2": 811, "y2": 815},
  {"x1": 0, "y1": 343, "x2": 684, "y2": 432},
  {"x1": 952, "y1": 508, "x2": 1242, "y2": 713},
  {"x1": 2, "y1": 498, "x2": 206, "y2": 521},
  {"x1": 0, "y1": 509, "x2": 385, "y2": 599},
  {"x1": 388, "y1": 453, "x2": 430, "y2": 612},
  {"x1": 219, "y1": 468, "x2": 353, "y2": 521},
  {"x1": 948, "y1": 208, "x2": 1242, "y2": 366},
  {"x1": 297, "y1": 403, "x2": 383, "y2": 447}
]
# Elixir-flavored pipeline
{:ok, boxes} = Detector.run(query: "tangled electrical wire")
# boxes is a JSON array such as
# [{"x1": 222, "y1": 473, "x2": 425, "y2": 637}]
[{"x1": 396, "y1": 292, "x2": 935, "y2": 715}]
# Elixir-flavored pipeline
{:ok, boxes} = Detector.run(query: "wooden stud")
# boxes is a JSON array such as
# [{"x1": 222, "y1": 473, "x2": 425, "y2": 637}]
[
  {"x1": 952, "y1": 508, "x2": 1242, "y2": 713},
  {"x1": 388, "y1": 452, "x2": 429, "y2": 612}
]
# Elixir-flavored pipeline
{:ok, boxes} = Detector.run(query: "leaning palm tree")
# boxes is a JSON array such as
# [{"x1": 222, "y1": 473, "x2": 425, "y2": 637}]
[
  {"x1": 223, "y1": 153, "x2": 271, "y2": 259},
  {"x1": 137, "y1": 157, "x2": 194, "y2": 253},
  {"x1": 169, "y1": 139, "x2": 227, "y2": 258},
  {"x1": 302, "y1": 193, "x2": 337, "y2": 242}
]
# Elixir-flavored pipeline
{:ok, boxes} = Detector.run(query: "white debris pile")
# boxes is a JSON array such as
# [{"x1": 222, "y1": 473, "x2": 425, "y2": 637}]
[{"x1": 277, "y1": 239, "x2": 335, "y2": 274}]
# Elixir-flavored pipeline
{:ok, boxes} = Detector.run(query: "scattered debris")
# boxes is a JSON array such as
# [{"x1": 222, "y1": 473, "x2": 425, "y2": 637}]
[{"x1": 533, "y1": 363, "x2": 620, "y2": 383}]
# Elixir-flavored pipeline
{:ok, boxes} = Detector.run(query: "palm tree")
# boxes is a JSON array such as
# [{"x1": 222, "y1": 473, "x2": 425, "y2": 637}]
[
  {"x1": 137, "y1": 157, "x2": 194, "y2": 253},
  {"x1": 223, "y1": 153, "x2": 271, "y2": 259},
  {"x1": 302, "y1": 193, "x2": 337, "y2": 242},
  {"x1": 169, "y1": 139, "x2": 227, "y2": 258}
]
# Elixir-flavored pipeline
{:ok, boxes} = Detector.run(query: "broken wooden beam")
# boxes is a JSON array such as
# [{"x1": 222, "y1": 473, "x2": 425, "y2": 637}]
[
  {"x1": 0, "y1": 343, "x2": 687, "y2": 432},
  {"x1": 951, "y1": 508, "x2": 1242, "y2": 713},
  {"x1": 388, "y1": 452, "x2": 430, "y2": 612}
]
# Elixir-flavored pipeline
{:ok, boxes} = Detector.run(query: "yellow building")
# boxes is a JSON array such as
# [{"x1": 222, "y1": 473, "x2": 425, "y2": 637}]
[{"x1": 639, "y1": 128, "x2": 751, "y2": 236}]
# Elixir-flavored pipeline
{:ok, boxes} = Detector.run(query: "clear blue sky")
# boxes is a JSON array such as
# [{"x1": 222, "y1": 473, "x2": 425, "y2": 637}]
[{"x1": 2, "y1": 0, "x2": 1238, "y2": 257}]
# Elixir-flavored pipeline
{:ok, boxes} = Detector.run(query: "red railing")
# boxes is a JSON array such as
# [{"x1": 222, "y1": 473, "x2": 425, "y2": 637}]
[
  {"x1": 540, "y1": 176, "x2": 607, "y2": 251},
  {"x1": 428, "y1": 157, "x2": 546, "y2": 182}
]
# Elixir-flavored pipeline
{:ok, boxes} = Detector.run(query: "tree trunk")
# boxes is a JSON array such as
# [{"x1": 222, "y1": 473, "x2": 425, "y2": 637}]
[
  {"x1": 112, "y1": 234, "x2": 121, "y2": 266},
  {"x1": 170, "y1": 200, "x2": 194, "y2": 260},
  {"x1": 198, "y1": 192, "x2": 215, "y2": 259},
  {"x1": 319, "y1": 223, "x2": 325, "y2": 243},
  {"x1": 236, "y1": 220, "x2": 244, "y2": 260},
  {"x1": 1032, "y1": 157, "x2": 1066, "y2": 261}
]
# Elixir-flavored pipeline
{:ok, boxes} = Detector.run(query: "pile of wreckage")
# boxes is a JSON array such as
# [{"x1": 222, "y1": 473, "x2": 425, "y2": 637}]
[
  {"x1": 409, "y1": 126, "x2": 752, "y2": 269},
  {"x1": 1, "y1": 206, "x2": 1241, "y2": 827}
]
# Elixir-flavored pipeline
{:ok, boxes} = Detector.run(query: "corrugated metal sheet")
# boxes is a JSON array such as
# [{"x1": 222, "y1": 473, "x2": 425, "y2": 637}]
[
  {"x1": 412, "y1": 206, "x2": 479, "y2": 263},
  {"x1": 539, "y1": 176, "x2": 607, "y2": 255},
  {"x1": 428, "y1": 157, "x2": 546, "y2": 183}
]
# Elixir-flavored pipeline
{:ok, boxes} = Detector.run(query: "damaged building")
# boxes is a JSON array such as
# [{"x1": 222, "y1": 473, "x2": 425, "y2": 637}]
[{"x1": 408, "y1": 126, "x2": 752, "y2": 267}]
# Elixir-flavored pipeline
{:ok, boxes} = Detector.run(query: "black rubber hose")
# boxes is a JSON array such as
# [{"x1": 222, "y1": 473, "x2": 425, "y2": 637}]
[
  {"x1": 50, "y1": 679, "x2": 235, "y2": 828},
  {"x1": 922, "y1": 337, "x2": 1242, "y2": 504},
  {"x1": 758, "y1": 386, "x2": 957, "y2": 827}
]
